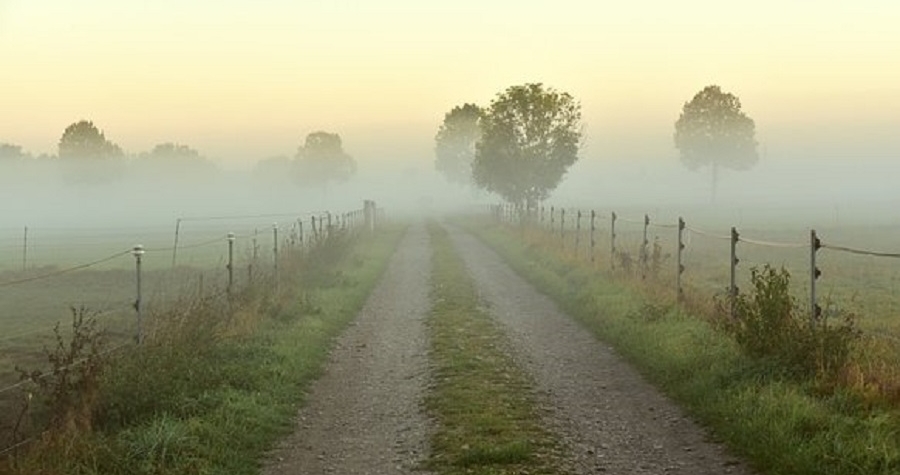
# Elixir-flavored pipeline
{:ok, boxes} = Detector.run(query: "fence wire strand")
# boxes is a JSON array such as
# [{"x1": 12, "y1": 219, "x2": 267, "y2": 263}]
[
  {"x1": 0, "y1": 250, "x2": 131, "y2": 288},
  {"x1": 822, "y1": 243, "x2": 900, "y2": 259}
]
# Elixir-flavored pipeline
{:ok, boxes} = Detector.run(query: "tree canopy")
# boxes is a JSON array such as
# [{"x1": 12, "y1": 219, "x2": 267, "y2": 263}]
[
  {"x1": 674, "y1": 85, "x2": 758, "y2": 201},
  {"x1": 0, "y1": 143, "x2": 30, "y2": 161},
  {"x1": 295, "y1": 131, "x2": 356, "y2": 186},
  {"x1": 472, "y1": 83, "x2": 582, "y2": 208},
  {"x1": 57, "y1": 120, "x2": 124, "y2": 184},
  {"x1": 58, "y1": 120, "x2": 122, "y2": 160},
  {"x1": 434, "y1": 103, "x2": 483, "y2": 185}
]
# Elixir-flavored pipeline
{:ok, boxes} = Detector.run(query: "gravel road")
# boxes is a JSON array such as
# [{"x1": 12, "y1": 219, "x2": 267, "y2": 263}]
[
  {"x1": 263, "y1": 224, "x2": 433, "y2": 475},
  {"x1": 264, "y1": 223, "x2": 754, "y2": 475},
  {"x1": 446, "y1": 226, "x2": 754, "y2": 475}
]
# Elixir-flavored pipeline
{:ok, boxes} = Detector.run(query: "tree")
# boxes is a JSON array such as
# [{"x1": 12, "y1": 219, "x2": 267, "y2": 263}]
[
  {"x1": 141, "y1": 143, "x2": 203, "y2": 162},
  {"x1": 674, "y1": 85, "x2": 759, "y2": 202},
  {"x1": 434, "y1": 103, "x2": 483, "y2": 185},
  {"x1": 136, "y1": 142, "x2": 216, "y2": 182},
  {"x1": 0, "y1": 143, "x2": 30, "y2": 161},
  {"x1": 295, "y1": 131, "x2": 356, "y2": 187},
  {"x1": 472, "y1": 83, "x2": 582, "y2": 208},
  {"x1": 57, "y1": 120, "x2": 124, "y2": 184},
  {"x1": 58, "y1": 120, "x2": 122, "y2": 160}
]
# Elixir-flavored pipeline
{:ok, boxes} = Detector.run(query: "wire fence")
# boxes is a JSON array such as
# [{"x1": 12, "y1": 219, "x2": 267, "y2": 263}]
[
  {"x1": 0, "y1": 201, "x2": 380, "y2": 456},
  {"x1": 491, "y1": 203, "x2": 900, "y2": 340}
]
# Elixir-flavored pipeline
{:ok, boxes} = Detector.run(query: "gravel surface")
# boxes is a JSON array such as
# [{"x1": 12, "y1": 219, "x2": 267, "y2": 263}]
[
  {"x1": 263, "y1": 223, "x2": 755, "y2": 475},
  {"x1": 446, "y1": 226, "x2": 756, "y2": 475},
  {"x1": 263, "y1": 224, "x2": 433, "y2": 475}
]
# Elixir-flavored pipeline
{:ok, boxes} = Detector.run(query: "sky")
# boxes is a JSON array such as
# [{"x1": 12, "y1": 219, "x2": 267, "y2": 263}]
[{"x1": 2, "y1": 1, "x2": 899, "y2": 171}]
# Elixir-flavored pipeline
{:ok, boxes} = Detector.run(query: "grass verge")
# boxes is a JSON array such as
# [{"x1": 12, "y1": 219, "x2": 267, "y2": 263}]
[
  {"x1": 460, "y1": 217, "x2": 900, "y2": 475},
  {"x1": 424, "y1": 223, "x2": 566, "y2": 475},
  {"x1": 5, "y1": 225, "x2": 406, "y2": 475}
]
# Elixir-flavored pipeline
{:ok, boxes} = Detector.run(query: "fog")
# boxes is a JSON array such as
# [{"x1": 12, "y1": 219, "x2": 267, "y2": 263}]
[{"x1": 0, "y1": 156, "x2": 480, "y2": 231}]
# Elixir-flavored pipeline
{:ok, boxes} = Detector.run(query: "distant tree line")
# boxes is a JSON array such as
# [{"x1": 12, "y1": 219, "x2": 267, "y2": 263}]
[
  {"x1": 435, "y1": 83, "x2": 758, "y2": 204},
  {"x1": 1, "y1": 121, "x2": 357, "y2": 188}
]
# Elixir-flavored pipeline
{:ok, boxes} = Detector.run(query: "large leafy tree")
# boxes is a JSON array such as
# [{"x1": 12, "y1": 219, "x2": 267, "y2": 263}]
[
  {"x1": 58, "y1": 120, "x2": 124, "y2": 184},
  {"x1": 674, "y1": 85, "x2": 758, "y2": 202},
  {"x1": 58, "y1": 120, "x2": 122, "y2": 160},
  {"x1": 472, "y1": 83, "x2": 582, "y2": 208},
  {"x1": 434, "y1": 103, "x2": 483, "y2": 185},
  {"x1": 295, "y1": 131, "x2": 356, "y2": 187}
]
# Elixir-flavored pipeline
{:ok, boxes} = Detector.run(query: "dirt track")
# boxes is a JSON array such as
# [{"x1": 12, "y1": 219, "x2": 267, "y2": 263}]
[{"x1": 264, "y1": 223, "x2": 754, "y2": 474}]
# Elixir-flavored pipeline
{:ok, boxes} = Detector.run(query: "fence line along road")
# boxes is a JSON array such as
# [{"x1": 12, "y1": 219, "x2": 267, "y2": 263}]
[{"x1": 492, "y1": 203, "x2": 900, "y2": 325}]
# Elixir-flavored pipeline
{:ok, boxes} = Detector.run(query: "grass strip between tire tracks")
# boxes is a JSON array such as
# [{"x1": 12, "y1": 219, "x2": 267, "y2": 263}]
[{"x1": 424, "y1": 223, "x2": 567, "y2": 475}]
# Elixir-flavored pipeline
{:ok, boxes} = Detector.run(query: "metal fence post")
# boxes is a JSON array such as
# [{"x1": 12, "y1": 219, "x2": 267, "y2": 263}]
[
  {"x1": 611, "y1": 212, "x2": 617, "y2": 271},
  {"x1": 560, "y1": 209, "x2": 566, "y2": 250},
  {"x1": 575, "y1": 210, "x2": 582, "y2": 259},
  {"x1": 171, "y1": 218, "x2": 181, "y2": 269},
  {"x1": 273, "y1": 223, "x2": 279, "y2": 286},
  {"x1": 677, "y1": 217, "x2": 685, "y2": 301},
  {"x1": 227, "y1": 232, "x2": 235, "y2": 294},
  {"x1": 590, "y1": 210, "x2": 596, "y2": 264},
  {"x1": 730, "y1": 227, "x2": 739, "y2": 318},
  {"x1": 810, "y1": 230, "x2": 822, "y2": 327},
  {"x1": 132, "y1": 245, "x2": 145, "y2": 344},
  {"x1": 22, "y1": 226, "x2": 27, "y2": 271},
  {"x1": 298, "y1": 220, "x2": 304, "y2": 247},
  {"x1": 641, "y1": 214, "x2": 650, "y2": 279}
]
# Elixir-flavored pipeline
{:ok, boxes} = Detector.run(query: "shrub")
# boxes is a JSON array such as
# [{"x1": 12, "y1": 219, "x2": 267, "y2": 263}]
[
  {"x1": 17, "y1": 307, "x2": 108, "y2": 436},
  {"x1": 728, "y1": 265, "x2": 860, "y2": 382}
]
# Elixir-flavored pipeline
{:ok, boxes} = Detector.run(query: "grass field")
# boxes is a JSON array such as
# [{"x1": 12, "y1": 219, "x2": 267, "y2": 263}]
[{"x1": 0, "y1": 211, "x2": 371, "y2": 465}]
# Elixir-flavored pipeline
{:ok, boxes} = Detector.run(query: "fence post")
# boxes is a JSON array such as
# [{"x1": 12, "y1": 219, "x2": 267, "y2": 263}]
[
  {"x1": 730, "y1": 227, "x2": 739, "y2": 318},
  {"x1": 247, "y1": 229, "x2": 257, "y2": 283},
  {"x1": 810, "y1": 230, "x2": 822, "y2": 327},
  {"x1": 171, "y1": 218, "x2": 182, "y2": 268},
  {"x1": 550, "y1": 207, "x2": 555, "y2": 231},
  {"x1": 641, "y1": 214, "x2": 650, "y2": 279},
  {"x1": 227, "y1": 232, "x2": 235, "y2": 295},
  {"x1": 22, "y1": 226, "x2": 27, "y2": 271},
  {"x1": 560, "y1": 209, "x2": 566, "y2": 250},
  {"x1": 540, "y1": 206, "x2": 545, "y2": 225},
  {"x1": 298, "y1": 220, "x2": 304, "y2": 247},
  {"x1": 677, "y1": 217, "x2": 685, "y2": 301},
  {"x1": 132, "y1": 245, "x2": 145, "y2": 344},
  {"x1": 575, "y1": 211, "x2": 582, "y2": 259},
  {"x1": 273, "y1": 224, "x2": 279, "y2": 287},
  {"x1": 590, "y1": 210, "x2": 596, "y2": 264},
  {"x1": 611, "y1": 212, "x2": 617, "y2": 270}
]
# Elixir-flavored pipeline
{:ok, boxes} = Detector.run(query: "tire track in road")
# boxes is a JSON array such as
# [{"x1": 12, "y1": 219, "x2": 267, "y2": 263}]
[
  {"x1": 263, "y1": 224, "x2": 433, "y2": 475},
  {"x1": 446, "y1": 225, "x2": 754, "y2": 475}
]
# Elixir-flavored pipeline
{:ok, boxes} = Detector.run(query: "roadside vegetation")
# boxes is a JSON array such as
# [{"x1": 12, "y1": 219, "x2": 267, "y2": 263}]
[
  {"x1": 425, "y1": 223, "x2": 567, "y2": 475},
  {"x1": 3, "y1": 224, "x2": 405, "y2": 475},
  {"x1": 462, "y1": 216, "x2": 900, "y2": 475}
]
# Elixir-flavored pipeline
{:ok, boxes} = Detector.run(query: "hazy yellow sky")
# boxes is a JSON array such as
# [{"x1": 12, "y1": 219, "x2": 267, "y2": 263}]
[{"x1": 1, "y1": 1, "x2": 899, "y2": 168}]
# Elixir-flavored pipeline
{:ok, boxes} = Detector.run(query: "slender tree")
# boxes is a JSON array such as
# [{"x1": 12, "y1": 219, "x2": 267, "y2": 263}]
[
  {"x1": 434, "y1": 103, "x2": 483, "y2": 185},
  {"x1": 674, "y1": 85, "x2": 758, "y2": 202},
  {"x1": 473, "y1": 83, "x2": 582, "y2": 209}
]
